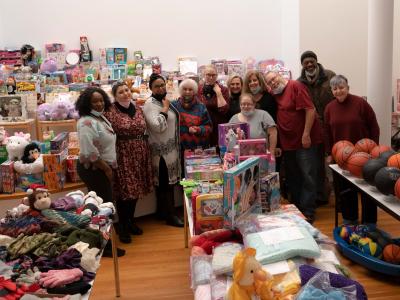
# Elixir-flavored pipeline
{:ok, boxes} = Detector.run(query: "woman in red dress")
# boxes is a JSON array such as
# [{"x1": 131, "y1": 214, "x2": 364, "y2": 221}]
[{"x1": 104, "y1": 81, "x2": 153, "y2": 244}]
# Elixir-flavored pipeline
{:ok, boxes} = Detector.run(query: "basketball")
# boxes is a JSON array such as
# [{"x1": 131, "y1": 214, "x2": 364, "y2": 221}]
[
  {"x1": 371, "y1": 145, "x2": 392, "y2": 158},
  {"x1": 378, "y1": 150, "x2": 397, "y2": 164},
  {"x1": 332, "y1": 140, "x2": 353, "y2": 161},
  {"x1": 387, "y1": 153, "x2": 400, "y2": 168},
  {"x1": 336, "y1": 145, "x2": 355, "y2": 169},
  {"x1": 395, "y1": 178, "x2": 400, "y2": 199},
  {"x1": 360, "y1": 241, "x2": 382, "y2": 258},
  {"x1": 347, "y1": 152, "x2": 371, "y2": 177},
  {"x1": 375, "y1": 167, "x2": 400, "y2": 195},
  {"x1": 362, "y1": 159, "x2": 386, "y2": 185},
  {"x1": 355, "y1": 138, "x2": 377, "y2": 153},
  {"x1": 383, "y1": 244, "x2": 400, "y2": 264}
]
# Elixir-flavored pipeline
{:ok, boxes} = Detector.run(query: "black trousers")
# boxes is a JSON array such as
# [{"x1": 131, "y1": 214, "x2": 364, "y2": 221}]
[
  {"x1": 334, "y1": 173, "x2": 377, "y2": 223},
  {"x1": 77, "y1": 162, "x2": 113, "y2": 202},
  {"x1": 156, "y1": 157, "x2": 176, "y2": 217}
]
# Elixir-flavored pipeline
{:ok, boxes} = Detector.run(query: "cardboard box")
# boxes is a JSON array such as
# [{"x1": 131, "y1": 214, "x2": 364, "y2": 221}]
[
  {"x1": 186, "y1": 164, "x2": 223, "y2": 181},
  {"x1": 218, "y1": 122, "x2": 250, "y2": 150},
  {"x1": 50, "y1": 132, "x2": 69, "y2": 154},
  {"x1": 260, "y1": 172, "x2": 280, "y2": 213},
  {"x1": 194, "y1": 193, "x2": 224, "y2": 234},
  {"x1": 1, "y1": 160, "x2": 15, "y2": 193},
  {"x1": 223, "y1": 157, "x2": 261, "y2": 228},
  {"x1": 43, "y1": 171, "x2": 65, "y2": 190},
  {"x1": 238, "y1": 138, "x2": 267, "y2": 156},
  {"x1": 239, "y1": 154, "x2": 274, "y2": 177},
  {"x1": 66, "y1": 155, "x2": 80, "y2": 182},
  {"x1": 43, "y1": 148, "x2": 68, "y2": 172}
]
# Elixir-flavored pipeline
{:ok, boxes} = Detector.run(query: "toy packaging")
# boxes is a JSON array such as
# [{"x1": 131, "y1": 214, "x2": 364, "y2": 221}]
[
  {"x1": 260, "y1": 172, "x2": 280, "y2": 213},
  {"x1": 50, "y1": 132, "x2": 69, "y2": 154},
  {"x1": 15, "y1": 173, "x2": 43, "y2": 192},
  {"x1": 106, "y1": 48, "x2": 115, "y2": 65},
  {"x1": 239, "y1": 154, "x2": 274, "y2": 177},
  {"x1": 1, "y1": 160, "x2": 15, "y2": 193},
  {"x1": 223, "y1": 157, "x2": 261, "y2": 229},
  {"x1": 68, "y1": 132, "x2": 79, "y2": 155},
  {"x1": 114, "y1": 48, "x2": 127, "y2": 65},
  {"x1": 237, "y1": 138, "x2": 267, "y2": 156},
  {"x1": 194, "y1": 193, "x2": 224, "y2": 234},
  {"x1": 0, "y1": 145, "x2": 7, "y2": 164},
  {"x1": 43, "y1": 171, "x2": 65, "y2": 190},
  {"x1": 43, "y1": 148, "x2": 68, "y2": 173},
  {"x1": 66, "y1": 155, "x2": 80, "y2": 182},
  {"x1": 186, "y1": 164, "x2": 223, "y2": 181},
  {"x1": 218, "y1": 123, "x2": 250, "y2": 150}
]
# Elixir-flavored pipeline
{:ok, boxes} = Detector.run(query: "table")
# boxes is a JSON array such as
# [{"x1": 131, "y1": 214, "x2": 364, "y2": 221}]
[
  {"x1": 0, "y1": 119, "x2": 36, "y2": 138},
  {"x1": 329, "y1": 164, "x2": 400, "y2": 227},
  {"x1": 183, "y1": 192, "x2": 194, "y2": 248}
]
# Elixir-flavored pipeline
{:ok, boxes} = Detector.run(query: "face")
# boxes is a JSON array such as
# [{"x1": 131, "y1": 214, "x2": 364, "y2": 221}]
[
  {"x1": 230, "y1": 78, "x2": 242, "y2": 94},
  {"x1": 240, "y1": 95, "x2": 255, "y2": 113},
  {"x1": 204, "y1": 68, "x2": 217, "y2": 85},
  {"x1": 115, "y1": 84, "x2": 132, "y2": 102},
  {"x1": 265, "y1": 73, "x2": 284, "y2": 92},
  {"x1": 90, "y1": 92, "x2": 105, "y2": 112},
  {"x1": 302, "y1": 57, "x2": 317, "y2": 73},
  {"x1": 151, "y1": 78, "x2": 166, "y2": 95},
  {"x1": 331, "y1": 83, "x2": 349, "y2": 103},
  {"x1": 181, "y1": 85, "x2": 195, "y2": 101},
  {"x1": 248, "y1": 75, "x2": 260, "y2": 90}
]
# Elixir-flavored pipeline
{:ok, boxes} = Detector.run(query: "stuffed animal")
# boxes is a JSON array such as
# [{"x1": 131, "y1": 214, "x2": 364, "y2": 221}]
[
  {"x1": 37, "y1": 100, "x2": 79, "y2": 121},
  {"x1": 66, "y1": 190, "x2": 85, "y2": 207},
  {"x1": 190, "y1": 229, "x2": 243, "y2": 255},
  {"x1": 23, "y1": 188, "x2": 52, "y2": 211},
  {"x1": 80, "y1": 191, "x2": 115, "y2": 217},
  {"x1": 50, "y1": 99, "x2": 70, "y2": 120},
  {"x1": 227, "y1": 248, "x2": 274, "y2": 300},
  {"x1": 37, "y1": 103, "x2": 53, "y2": 121},
  {"x1": 14, "y1": 142, "x2": 44, "y2": 174},
  {"x1": 6, "y1": 132, "x2": 31, "y2": 161}
]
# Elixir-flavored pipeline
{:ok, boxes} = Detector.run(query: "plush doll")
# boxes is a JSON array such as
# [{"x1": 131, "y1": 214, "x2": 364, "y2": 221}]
[
  {"x1": 227, "y1": 248, "x2": 274, "y2": 300},
  {"x1": 80, "y1": 191, "x2": 115, "y2": 217},
  {"x1": 14, "y1": 142, "x2": 44, "y2": 174},
  {"x1": 66, "y1": 190, "x2": 85, "y2": 207},
  {"x1": 23, "y1": 188, "x2": 52, "y2": 211},
  {"x1": 6, "y1": 132, "x2": 31, "y2": 161},
  {"x1": 50, "y1": 99, "x2": 70, "y2": 120},
  {"x1": 37, "y1": 103, "x2": 53, "y2": 121}
]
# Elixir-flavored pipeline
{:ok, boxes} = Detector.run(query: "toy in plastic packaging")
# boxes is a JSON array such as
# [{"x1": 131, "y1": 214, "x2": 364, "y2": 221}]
[
  {"x1": 114, "y1": 48, "x2": 127, "y2": 64},
  {"x1": 194, "y1": 193, "x2": 224, "y2": 234},
  {"x1": 80, "y1": 36, "x2": 92, "y2": 62},
  {"x1": 218, "y1": 122, "x2": 250, "y2": 150},
  {"x1": 212, "y1": 242, "x2": 243, "y2": 275},
  {"x1": 190, "y1": 255, "x2": 213, "y2": 289},
  {"x1": 296, "y1": 270, "x2": 357, "y2": 300}
]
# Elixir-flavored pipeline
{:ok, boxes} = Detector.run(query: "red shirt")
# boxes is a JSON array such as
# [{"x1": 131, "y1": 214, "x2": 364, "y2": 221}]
[
  {"x1": 324, "y1": 93, "x2": 380, "y2": 153},
  {"x1": 198, "y1": 82, "x2": 230, "y2": 146},
  {"x1": 274, "y1": 80, "x2": 323, "y2": 151}
]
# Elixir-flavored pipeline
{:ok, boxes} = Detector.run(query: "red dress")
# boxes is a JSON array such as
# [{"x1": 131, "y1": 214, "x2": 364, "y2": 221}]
[{"x1": 105, "y1": 103, "x2": 153, "y2": 201}]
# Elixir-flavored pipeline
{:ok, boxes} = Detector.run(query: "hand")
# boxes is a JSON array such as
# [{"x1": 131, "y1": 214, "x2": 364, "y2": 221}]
[
  {"x1": 274, "y1": 148, "x2": 282, "y2": 157},
  {"x1": 188, "y1": 126, "x2": 199, "y2": 134},
  {"x1": 104, "y1": 166, "x2": 113, "y2": 182},
  {"x1": 302, "y1": 133, "x2": 311, "y2": 149},
  {"x1": 213, "y1": 84, "x2": 222, "y2": 96},
  {"x1": 162, "y1": 98, "x2": 170, "y2": 109},
  {"x1": 326, "y1": 155, "x2": 333, "y2": 164}
]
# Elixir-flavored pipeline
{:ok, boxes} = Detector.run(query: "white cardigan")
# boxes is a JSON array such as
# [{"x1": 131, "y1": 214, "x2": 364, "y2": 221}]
[{"x1": 143, "y1": 97, "x2": 181, "y2": 185}]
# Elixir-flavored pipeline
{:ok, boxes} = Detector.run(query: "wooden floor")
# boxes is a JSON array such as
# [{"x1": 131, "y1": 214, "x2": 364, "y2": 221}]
[{"x1": 90, "y1": 200, "x2": 400, "y2": 300}]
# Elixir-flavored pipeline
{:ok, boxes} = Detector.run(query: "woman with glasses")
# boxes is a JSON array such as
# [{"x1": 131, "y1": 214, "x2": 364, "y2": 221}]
[
  {"x1": 197, "y1": 65, "x2": 230, "y2": 146},
  {"x1": 103, "y1": 81, "x2": 153, "y2": 244},
  {"x1": 229, "y1": 93, "x2": 279, "y2": 157},
  {"x1": 143, "y1": 74, "x2": 183, "y2": 227}
]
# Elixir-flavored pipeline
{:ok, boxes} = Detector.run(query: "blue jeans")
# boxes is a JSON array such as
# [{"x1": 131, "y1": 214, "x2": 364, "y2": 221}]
[{"x1": 284, "y1": 145, "x2": 320, "y2": 217}]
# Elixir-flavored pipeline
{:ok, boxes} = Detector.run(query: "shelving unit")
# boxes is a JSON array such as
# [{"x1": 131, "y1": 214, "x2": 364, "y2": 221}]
[
  {"x1": 0, "y1": 119, "x2": 36, "y2": 138},
  {"x1": 37, "y1": 119, "x2": 77, "y2": 141}
]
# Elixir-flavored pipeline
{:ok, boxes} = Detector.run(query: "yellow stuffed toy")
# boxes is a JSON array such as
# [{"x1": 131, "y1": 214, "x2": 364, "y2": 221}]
[{"x1": 227, "y1": 248, "x2": 274, "y2": 300}]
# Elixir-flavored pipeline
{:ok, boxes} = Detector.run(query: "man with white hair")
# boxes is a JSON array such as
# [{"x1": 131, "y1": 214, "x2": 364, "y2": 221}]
[
  {"x1": 197, "y1": 65, "x2": 229, "y2": 146},
  {"x1": 265, "y1": 71, "x2": 323, "y2": 223}
]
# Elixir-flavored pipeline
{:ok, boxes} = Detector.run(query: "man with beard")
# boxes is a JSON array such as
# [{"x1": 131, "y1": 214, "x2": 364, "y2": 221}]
[
  {"x1": 264, "y1": 71, "x2": 323, "y2": 224},
  {"x1": 298, "y1": 51, "x2": 336, "y2": 205},
  {"x1": 198, "y1": 65, "x2": 229, "y2": 146}
]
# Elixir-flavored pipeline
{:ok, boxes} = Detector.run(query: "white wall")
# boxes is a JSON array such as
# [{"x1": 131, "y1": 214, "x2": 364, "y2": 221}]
[
  {"x1": 0, "y1": 0, "x2": 282, "y2": 71},
  {"x1": 393, "y1": 0, "x2": 400, "y2": 105},
  {"x1": 299, "y1": 0, "x2": 368, "y2": 96}
]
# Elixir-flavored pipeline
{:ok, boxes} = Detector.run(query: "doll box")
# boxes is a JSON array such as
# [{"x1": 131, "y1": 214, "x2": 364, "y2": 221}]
[
  {"x1": 50, "y1": 132, "x2": 69, "y2": 154},
  {"x1": 186, "y1": 164, "x2": 223, "y2": 181},
  {"x1": 15, "y1": 173, "x2": 44, "y2": 192},
  {"x1": 194, "y1": 193, "x2": 224, "y2": 235},
  {"x1": 237, "y1": 139, "x2": 267, "y2": 156},
  {"x1": 1, "y1": 160, "x2": 15, "y2": 193},
  {"x1": 259, "y1": 172, "x2": 280, "y2": 213},
  {"x1": 223, "y1": 157, "x2": 261, "y2": 229},
  {"x1": 239, "y1": 154, "x2": 274, "y2": 177},
  {"x1": 218, "y1": 123, "x2": 250, "y2": 149}
]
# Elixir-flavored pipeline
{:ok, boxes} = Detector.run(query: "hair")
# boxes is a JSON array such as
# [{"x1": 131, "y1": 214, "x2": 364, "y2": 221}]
[
  {"x1": 227, "y1": 74, "x2": 243, "y2": 96},
  {"x1": 243, "y1": 70, "x2": 267, "y2": 94},
  {"x1": 149, "y1": 73, "x2": 165, "y2": 90},
  {"x1": 179, "y1": 78, "x2": 198, "y2": 95},
  {"x1": 239, "y1": 93, "x2": 255, "y2": 104},
  {"x1": 204, "y1": 64, "x2": 217, "y2": 74},
  {"x1": 75, "y1": 87, "x2": 111, "y2": 116},
  {"x1": 111, "y1": 81, "x2": 128, "y2": 97},
  {"x1": 330, "y1": 75, "x2": 349, "y2": 88}
]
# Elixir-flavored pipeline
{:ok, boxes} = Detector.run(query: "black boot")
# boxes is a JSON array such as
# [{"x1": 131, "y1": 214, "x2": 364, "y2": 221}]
[
  {"x1": 165, "y1": 184, "x2": 184, "y2": 228},
  {"x1": 155, "y1": 186, "x2": 167, "y2": 220},
  {"x1": 127, "y1": 199, "x2": 143, "y2": 235},
  {"x1": 116, "y1": 201, "x2": 132, "y2": 244}
]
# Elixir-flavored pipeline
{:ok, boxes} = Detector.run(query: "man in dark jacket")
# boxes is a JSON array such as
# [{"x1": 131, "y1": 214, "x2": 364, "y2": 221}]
[{"x1": 298, "y1": 51, "x2": 335, "y2": 206}]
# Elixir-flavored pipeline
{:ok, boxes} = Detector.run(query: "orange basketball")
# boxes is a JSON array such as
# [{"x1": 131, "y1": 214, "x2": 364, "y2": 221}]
[
  {"x1": 347, "y1": 152, "x2": 371, "y2": 177},
  {"x1": 388, "y1": 153, "x2": 400, "y2": 168},
  {"x1": 395, "y1": 178, "x2": 400, "y2": 199},
  {"x1": 355, "y1": 138, "x2": 377, "y2": 153},
  {"x1": 332, "y1": 140, "x2": 353, "y2": 161},
  {"x1": 370, "y1": 145, "x2": 392, "y2": 158},
  {"x1": 382, "y1": 244, "x2": 400, "y2": 264},
  {"x1": 336, "y1": 146, "x2": 355, "y2": 170}
]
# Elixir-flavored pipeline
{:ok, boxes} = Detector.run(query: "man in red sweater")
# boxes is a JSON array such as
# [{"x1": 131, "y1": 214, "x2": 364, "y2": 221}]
[{"x1": 265, "y1": 71, "x2": 323, "y2": 223}]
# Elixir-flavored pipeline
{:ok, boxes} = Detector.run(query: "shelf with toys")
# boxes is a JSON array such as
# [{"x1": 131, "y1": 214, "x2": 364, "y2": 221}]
[{"x1": 37, "y1": 119, "x2": 77, "y2": 142}]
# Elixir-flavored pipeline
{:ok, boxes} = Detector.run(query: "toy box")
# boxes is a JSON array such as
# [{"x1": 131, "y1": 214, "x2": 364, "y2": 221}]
[
  {"x1": 194, "y1": 193, "x2": 224, "y2": 234},
  {"x1": 0, "y1": 146, "x2": 7, "y2": 164},
  {"x1": 43, "y1": 148, "x2": 68, "y2": 173},
  {"x1": 15, "y1": 173, "x2": 44, "y2": 192},
  {"x1": 218, "y1": 123, "x2": 250, "y2": 150},
  {"x1": 50, "y1": 132, "x2": 69, "y2": 154},
  {"x1": 66, "y1": 155, "x2": 80, "y2": 182},
  {"x1": 186, "y1": 164, "x2": 223, "y2": 181},
  {"x1": 114, "y1": 48, "x2": 127, "y2": 64},
  {"x1": 1, "y1": 160, "x2": 15, "y2": 193},
  {"x1": 259, "y1": 172, "x2": 280, "y2": 213},
  {"x1": 239, "y1": 154, "x2": 275, "y2": 177},
  {"x1": 223, "y1": 157, "x2": 261, "y2": 228},
  {"x1": 43, "y1": 171, "x2": 65, "y2": 190},
  {"x1": 238, "y1": 138, "x2": 267, "y2": 156},
  {"x1": 68, "y1": 132, "x2": 79, "y2": 155}
]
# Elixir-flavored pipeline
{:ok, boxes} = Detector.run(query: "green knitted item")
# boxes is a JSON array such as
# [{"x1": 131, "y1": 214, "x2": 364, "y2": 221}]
[{"x1": 41, "y1": 209, "x2": 91, "y2": 228}]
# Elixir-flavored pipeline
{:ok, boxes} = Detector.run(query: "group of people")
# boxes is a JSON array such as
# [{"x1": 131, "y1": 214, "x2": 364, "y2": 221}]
[{"x1": 76, "y1": 50, "x2": 381, "y2": 252}]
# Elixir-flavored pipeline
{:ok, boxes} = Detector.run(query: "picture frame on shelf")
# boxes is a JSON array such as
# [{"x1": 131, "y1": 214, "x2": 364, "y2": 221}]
[{"x1": 0, "y1": 95, "x2": 27, "y2": 122}]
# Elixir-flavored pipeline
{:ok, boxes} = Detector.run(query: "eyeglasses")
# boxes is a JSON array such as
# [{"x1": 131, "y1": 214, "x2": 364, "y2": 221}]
[
  {"x1": 240, "y1": 103, "x2": 254, "y2": 107},
  {"x1": 266, "y1": 74, "x2": 279, "y2": 86},
  {"x1": 205, "y1": 73, "x2": 217, "y2": 78}
]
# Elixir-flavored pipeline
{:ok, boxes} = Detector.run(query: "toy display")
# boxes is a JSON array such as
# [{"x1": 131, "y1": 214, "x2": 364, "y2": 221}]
[
  {"x1": 218, "y1": 123, "x2": 250, "y2": 151},
  {"x1": 37, "y1": 99, "x2": 78, "y2": 121},
  {"x1": 223, "y1": 157, "x2": 261, "y2": 228}
]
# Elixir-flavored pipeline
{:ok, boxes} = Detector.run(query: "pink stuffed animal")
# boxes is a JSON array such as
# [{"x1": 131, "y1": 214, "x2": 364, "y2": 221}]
[{"x1": 37, "y1": 103, "x2": 53, "y2": 121}]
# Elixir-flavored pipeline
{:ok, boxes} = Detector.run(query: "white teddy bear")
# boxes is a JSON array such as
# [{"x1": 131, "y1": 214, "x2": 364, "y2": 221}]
[
  {"x1": 6, "y1": 132, "x2": 31, "y2": 161},
  {"x1": 81, "y1": 191, "x2": 115, "y2": 217}
]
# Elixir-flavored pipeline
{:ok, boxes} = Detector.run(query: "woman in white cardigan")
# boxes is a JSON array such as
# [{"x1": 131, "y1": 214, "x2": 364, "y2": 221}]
[{"x1": 143, "y1": 73, "x2": 183, "y2": 227}]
